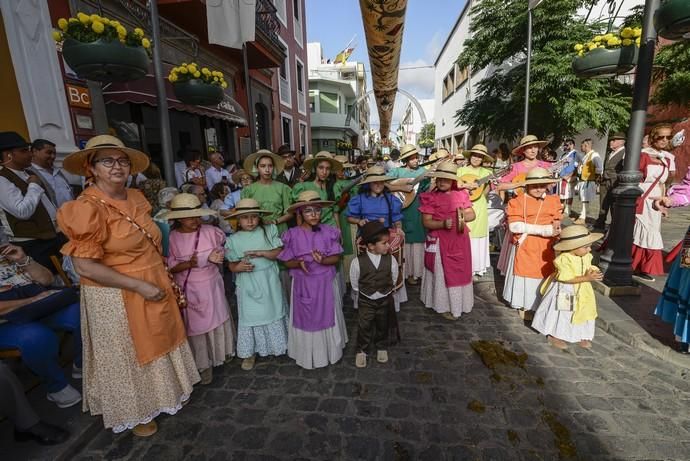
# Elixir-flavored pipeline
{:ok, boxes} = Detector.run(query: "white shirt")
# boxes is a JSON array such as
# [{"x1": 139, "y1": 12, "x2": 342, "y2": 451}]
[
  {"x1": 205, "y1": 166, "x2": 231, "y2": 191},
  {"x1": 643, "y1": 147, "x2": 676, "y2": 172},
  {"x1": 349, "y1": 250, "x2": 399, "y2": 299},
  {"x1": 31, "y1": 163, "x2": 74, "y2": 207},
  {"x1": 0, "y1": 167, "x2": 58, "y2": 241}
]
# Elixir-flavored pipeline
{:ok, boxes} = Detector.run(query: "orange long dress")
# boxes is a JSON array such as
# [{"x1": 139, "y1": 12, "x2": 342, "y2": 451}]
[{"x1": 58, "y1": 186, "x2": 199, "y2": 433}]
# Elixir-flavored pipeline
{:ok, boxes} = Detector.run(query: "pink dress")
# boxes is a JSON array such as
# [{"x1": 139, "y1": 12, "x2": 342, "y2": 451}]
[{"x1": 167, "y1": 225, "x2": 234, "y2": 370}]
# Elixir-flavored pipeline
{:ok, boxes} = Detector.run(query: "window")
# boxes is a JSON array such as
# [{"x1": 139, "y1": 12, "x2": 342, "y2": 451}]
[
  {"x1": 281, "y1": 114, "x2": 292, "y2": 147},
  {"x1": 273, "y1": 0, "x2": 287, "y2": 26},
  {"x1": 296, "y1": 61, "x2": 304, "y2": 92},
  {"x1": 280, "y1": 59, "x2": 287, "y2": 80},
  {"x1": 299, "y1": 122, "x2": 307, "y2": 156},
  {"x1": 277, "y1": 36, "x2": 291, "y2": 107},
  {"x1": 293, "y1": 0, "x2": 299, "y2": 21},
  {"x1": 442, "y1": 68, "x2": 456, "y2": 101},
  {"x1": 309, "y1": 91, "x2": 316, "y2": 112},
  {"x1": 455, "y1": 64, "x2": 469, "y2": 89},
  {"x1": 319, "y1": 92, "x2": 338, "y2": 113}
]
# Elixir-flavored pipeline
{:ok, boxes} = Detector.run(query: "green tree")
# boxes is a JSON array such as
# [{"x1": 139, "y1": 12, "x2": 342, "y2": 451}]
[
  {"x1": 455, "y1": 0, "x2": 632, "y2": 143},
  {"x1": 418, "y1": 123, "x2": 435, "y2": 148},
  {"x1": 653, "y1": 40, "x2": 690, "y2": 108}
]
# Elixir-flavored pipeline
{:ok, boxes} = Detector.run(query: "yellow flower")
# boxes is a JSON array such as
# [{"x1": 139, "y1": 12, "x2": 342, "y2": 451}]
[
  {"x1": 116, "y1": 25, "x2": 127, "y2": 36},
  {"x1": 621, "y1": 27, "x2": 634, "y2": 39},
  {"x1": 213, "y1": 76, "x2": 219, "y2": 82},
  {"x1": 193, "y1": 71, "x2": 201, "y2": 78},
  {"x1": 57, "y1": 18, "x2": 68, "y2": 31},
  {"x1": 68, "y1": 18, "x2": 78, "y2": 24},
  {"x1": 134, "y1": 28, "x2": 144, "y2": 37},
  {"x1": 179, "y1": 67, "x2": 188, "y2": 74},
  {"x1": 622, "y1": 38, "x2": 633, "y2": 46},
  {"x1": 202, "y1": 67, "x2": 210, "y2": 75},
  {"x1": 181, "y1": 62, "x2": 187, "y2": 67},
  {"x1": 101, "y1": 18, "x2": 110, "y2": 25},
  {"x1": 92, "y1": 21, "x2": 105, "y2": 34},
  {"x1": 577, "y1": 50, "x2": 584, "y2": 57},
  {"x1": 188, "y1": 64, "x2": 198, "y2": 74},
  {"x1": 635, "y1": 37, "x2": 641, "y2": 46},
  {"x1": 90, "y1": 14, "x2": 101, "y2": 23},
  {"x1": 221, "y1": 81, "x2": 228, "y2": 89},
  {"x1": 52, "y1": 30, "x2": 63, "y2": 42},
  {"x1": 593, "y1": 35, "x2": 602, "y2": 42},
  {"x1": 633, "y1": 27, "x2": 642, "y2": 38},
  {"x1": 141, "y1": 38, "x2": 151, "y2": 49},
  {"x1": 217, "y1": 72, "x2": 224, "y2": 78},
  {"x1": 574, "y1": 44, "x2": 584, "y2": 52},
  {"x1": 169, "y1": 74, "x2": 178, "y2": 83},
  {"x1": 77, "y1": 12, "x2": 90, "y2": 24},
  {"x1": 606, "y1": 38, "x2": 618, "y2": 47}
]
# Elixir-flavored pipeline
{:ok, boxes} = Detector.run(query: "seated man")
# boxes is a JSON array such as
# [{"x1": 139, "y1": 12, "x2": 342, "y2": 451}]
[{"x1": 0, "y1": 243, "x2": 81, "y2": 409}]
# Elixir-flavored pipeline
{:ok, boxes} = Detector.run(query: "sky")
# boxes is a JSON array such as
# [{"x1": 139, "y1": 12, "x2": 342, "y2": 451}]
[{"x1": 305, "y1": 0, "x2": 467, "y2": 132}]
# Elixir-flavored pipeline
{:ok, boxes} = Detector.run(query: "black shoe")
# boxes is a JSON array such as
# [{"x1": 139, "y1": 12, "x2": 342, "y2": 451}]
[
  {"x1": 634, "y1": 273, "x2": 655, "y2": 282},
  {"x1": 680, "y1": 342, "x2": 689, "y2": 354},
  {"x1": 14, "y1": 421, "x2": 70, "y2": 445}
]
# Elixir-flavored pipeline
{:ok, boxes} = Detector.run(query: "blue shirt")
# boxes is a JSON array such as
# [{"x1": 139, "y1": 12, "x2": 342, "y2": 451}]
[
  {"x1": 346, "y1": 192, "x2": 403, "y2": 229},
  {"x1": 559, "y1": 150, "x2": 580, "y2": 177}
]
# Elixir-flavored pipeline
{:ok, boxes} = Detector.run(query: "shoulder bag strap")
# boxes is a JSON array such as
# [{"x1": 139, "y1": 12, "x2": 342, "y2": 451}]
[{"x1": 181, "y1": 228, "x2": 201, "y2": 292}]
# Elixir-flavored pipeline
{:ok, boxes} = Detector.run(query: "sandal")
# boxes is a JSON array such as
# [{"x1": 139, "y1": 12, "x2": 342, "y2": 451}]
[
  {"x1": 241, "y1": 356, "x2": 256, "y2": 371},
  {"x1": 132, "y1": 421, "x2": 158, "y2": 437}
]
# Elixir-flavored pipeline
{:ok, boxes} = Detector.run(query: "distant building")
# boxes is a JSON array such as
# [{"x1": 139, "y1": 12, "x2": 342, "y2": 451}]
[
  {"x1": 398, "y1": 99, "x2": 434, "y2": 147},
  {"x1": 307, "y1": 42, "x2": 370, "y2": 155}
]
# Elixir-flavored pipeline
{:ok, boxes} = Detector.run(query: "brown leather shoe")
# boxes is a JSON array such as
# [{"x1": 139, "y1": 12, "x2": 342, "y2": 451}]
[{"x1": 132, "y1": 421, "x2": 158, "y2": 437}]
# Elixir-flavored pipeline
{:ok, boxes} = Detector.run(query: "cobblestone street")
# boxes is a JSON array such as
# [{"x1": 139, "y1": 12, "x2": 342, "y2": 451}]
[{"x1": 70, "y1": 279, "x2": 690, "y2": 461}]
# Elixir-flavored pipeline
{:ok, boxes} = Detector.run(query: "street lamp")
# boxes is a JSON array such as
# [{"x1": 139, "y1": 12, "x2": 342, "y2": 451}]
[{"x1": 524, "y1": 0, "x2": 544, "y2": 135}]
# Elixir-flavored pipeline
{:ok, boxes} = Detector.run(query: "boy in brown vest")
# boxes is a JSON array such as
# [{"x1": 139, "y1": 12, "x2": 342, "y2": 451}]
[{"x1": 349, "y1": 221, "x2": 399, "y2": 368}]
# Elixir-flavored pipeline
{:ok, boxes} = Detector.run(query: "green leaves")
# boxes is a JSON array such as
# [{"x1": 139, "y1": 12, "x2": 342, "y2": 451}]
[{"x1": 653, "y1": 41, "x2": 690, "y2": 108}]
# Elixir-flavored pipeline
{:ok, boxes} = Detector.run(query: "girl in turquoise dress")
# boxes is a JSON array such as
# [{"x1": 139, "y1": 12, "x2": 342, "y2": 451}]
[{"x1": 225, "y1": 198, "x2": 288, "y2": 371}]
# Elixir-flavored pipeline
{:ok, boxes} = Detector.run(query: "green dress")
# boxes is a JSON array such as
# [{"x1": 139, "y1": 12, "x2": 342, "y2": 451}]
[
  {"x1": 456, "y1": 166, "x2": 492, "y2": 238},
  {"x1": 291, "y1": 181, "x2": 338, "y2": 227},
  {"x1": 387, "y1": 167, "x2": 428, "y2": 244},
  {"x1": 333, "y1": 179, "x2": 359, "y2": 256},
  {"x1": 241, "y1": 181, "x2": 293, "y2": 234}
]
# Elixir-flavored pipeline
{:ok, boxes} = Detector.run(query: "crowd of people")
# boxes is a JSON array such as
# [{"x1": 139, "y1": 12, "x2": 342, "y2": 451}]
[{"x1": 0, "y1": 123, "x2": 688, "y2": 443}]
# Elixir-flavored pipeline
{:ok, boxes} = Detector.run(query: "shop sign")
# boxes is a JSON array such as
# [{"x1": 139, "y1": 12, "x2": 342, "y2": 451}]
[{"x1": 66, "y1": 84, "x2": 91, "y2": 108}]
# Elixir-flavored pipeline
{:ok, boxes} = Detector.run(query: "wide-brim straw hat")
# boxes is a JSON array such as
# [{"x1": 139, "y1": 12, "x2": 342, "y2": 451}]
[
  {"x1": 243, "y1": 149, "x2": 285, "y2": 175},
  {"x1": 302, "y1": 151, "x2": 343, "y2": 173},
  {"x1": 227, "y1": 198, "x2": 271, "y2": 218},
  {"x1": 63, "y1": 135, "x2": 150, "y2": 176},
  {"x1": 553, "y1": 225, "x2": 604, "y2": 252},
  {"x1": 429, "y1": 148, "x2": 451, "y2": 162},
  {"x1": 161, "y1": 193, "x2": 218, "y2": 220},
  {"x1": 333, "y1": 154, "x2": 355, "y2": 168},
  {"x1": 520, "y1": 167, "x2": 558, "y2": 186},
  {"x1": 463, "y1": 144, "x2": 494, "y2": 162},
  {"x1": 428, "y1": 160, "x2": 459, "y2": 181},
  {"x1": 360, "y1": 165, "x2": 394, "y2": 185},
  {"x1": 512, "y1": 135, "x2": 548, "y2": 155},
  {"x1": 399, "y1": 144, "x2": 419, "y2": 162},
  {"x1": 232, "y1": 168, "x2": 253, "y2": 184},
  {"x1": 287, "y1": 190, "x2": 334, "y2": 213}
]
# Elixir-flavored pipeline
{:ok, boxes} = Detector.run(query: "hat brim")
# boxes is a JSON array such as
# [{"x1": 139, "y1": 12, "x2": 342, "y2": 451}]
[
  {"x1": 243, "y1": 152, "x2": 285, "y2": 175},
  {"x1": 232, "y1": 170, "x2": 254, "y2": 184},
  {"x1": 302, "y1": 157, "x2": 343, "y2": 173},
  {"x1": 227, "y1": 208, "x2": 272, "y2": 218},
  {"x1": 63, "y1": 146, "x2": 150, "y2": 176},
  {"x1": 553, "y1": 232, "x2": 604, "y2": 252},
  {"x1": 463, "y1": 150, "x2": 494, "y2": 162},
  {"x1": 429, "y1": 171, "x2": 459, "y2": 182},
  {"x1": 287, "y1": 199, "x2": 335, "y2": 214},
  {"x1": 399, "y1": 150, "x2": 419, "y2": 162},
  {"x1": 520, "y1": 178, "x2": 559, "y2": 186},
  {"x1": 360, "y1": 175, "x2": 394, "y2": 185},
  {"x1": 161, "y1": 208, "x2": 218, "y2": 220},
  {"x1": 512, "y1": 140, "x2": 548, "y2": 155}
]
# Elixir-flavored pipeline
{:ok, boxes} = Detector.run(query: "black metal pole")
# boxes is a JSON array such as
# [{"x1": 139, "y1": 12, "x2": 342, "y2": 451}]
[
  {"x1": 599, "y1": 0, "x2": 659, "y2": 286},
  {"x1": 243, "y1": 44, "x2": 257, "y2": 153}
]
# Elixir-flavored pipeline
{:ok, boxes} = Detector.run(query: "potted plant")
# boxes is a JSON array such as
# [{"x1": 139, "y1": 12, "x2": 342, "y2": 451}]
[
  {"x1": 572, "y1": 27, "x2": 641, "y2": 78},
  {"x1": 53, "y1": 13, "x2": 151, "y2": 82},
  {"x1": 655, "y1": 0, "x2": 690, "y2": 40},
  {"x1": 168, "y1": 64, "x2": 228, "y2": 106}
]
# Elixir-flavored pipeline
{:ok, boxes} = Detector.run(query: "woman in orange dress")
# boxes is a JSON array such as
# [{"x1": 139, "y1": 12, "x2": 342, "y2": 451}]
[
  {"x1": 57, "y1": 136, "x2": 199, "y2": 436},
  {"x1": 502, "y1": 167, "x2": 562, "y2": 318}
]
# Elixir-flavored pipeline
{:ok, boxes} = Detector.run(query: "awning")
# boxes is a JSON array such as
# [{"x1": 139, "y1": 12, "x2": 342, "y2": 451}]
[{"x1": 102, "y1": 75, "x2": 248, "y2": 126}]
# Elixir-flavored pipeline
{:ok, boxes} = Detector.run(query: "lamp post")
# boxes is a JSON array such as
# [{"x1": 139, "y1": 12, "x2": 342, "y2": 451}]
[
  {"x1": 524, "y1": 0, "x2": 543, "y2": 135},
  {"x1": 599, "y1": 0, "x2": 660, "y2": 286}
]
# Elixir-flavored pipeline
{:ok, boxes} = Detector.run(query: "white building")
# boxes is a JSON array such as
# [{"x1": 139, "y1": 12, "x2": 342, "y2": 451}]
[
  {"x1": 306, "y1": 42, "x2": 370, "y2": 153},
  {"x1": 398, "y1": 98, "x2": 434, "y2": 147}
]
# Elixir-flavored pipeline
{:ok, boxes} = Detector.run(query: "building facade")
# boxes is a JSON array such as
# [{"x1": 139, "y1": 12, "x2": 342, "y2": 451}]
[{"x1": 398, "y1": 98, "x2": 434, "y2": 147}]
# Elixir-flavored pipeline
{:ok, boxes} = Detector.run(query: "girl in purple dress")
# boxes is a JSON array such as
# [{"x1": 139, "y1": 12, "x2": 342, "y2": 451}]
[
  {"x1": 165, "y1": 194, "x2": 235, "y2": 385},
  {"x1": 279, "y1": 190, "x2": 347, "y2": 369}
]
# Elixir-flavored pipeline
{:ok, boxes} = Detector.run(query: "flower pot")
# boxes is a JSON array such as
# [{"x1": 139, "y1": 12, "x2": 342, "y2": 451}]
[
  {"x1": 61, "y1": 38, "x2": 149, "y2": 82},
  {"x1": 655, "y1": 0, "x2": 690, "y2": 40},
  {"x1": 572, "y1": 46, "x2": 638, "y2": 79},
  {"x1": 173, "y1": 79, "x2": 224, "y2": 106}
]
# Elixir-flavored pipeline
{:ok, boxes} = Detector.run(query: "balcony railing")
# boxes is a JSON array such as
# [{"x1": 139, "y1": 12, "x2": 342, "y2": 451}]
[{"x1": 256, "y1": 0, "x2": 283, "y2": 51}]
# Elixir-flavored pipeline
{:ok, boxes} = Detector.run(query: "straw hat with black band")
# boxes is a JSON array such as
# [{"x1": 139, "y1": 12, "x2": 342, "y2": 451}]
[
  {"x1": 429, "y1": 148, "x2": 451, "y2": 163},
  {"x1": 520, "y1": 167, "x2": 558, "y2": 186},
  {"x1": 399, "y1": 144, "x2": 419, "y2": 162},
  {"x1": 243, "y1": 149, "x2": 285, "y2": 176},
  {"x1": 161, "y1": 193, "x2": 218, "y2": 220},
  {"x1": 427, "y1": 160, "x2": 459, "y2": 181},
  {"x1": 333, "y1": 154, "x2": 355, "y2": 169},
  {"x1": 302, "y1": 151, "x2": 343, "y2": 173},
  {"x1": 232, "y1": 168, "x2": 253, "y2": 184},
  {"x1": 62, "y1": 134, "x2": 150, "y2": 176},
  {"x1": 512, "y1": 135, "x2": 548, "y2": 155},
  {"x1": 227, "y1": 198, "x2": 271, "y2": 218},
  {"x1": 359, "y1": 165, "x2": 395, "y2": 185},
  {"x1": 553, "y1": 225, "x2": 604, "y2": 252},
  {"x1": 463, "y1": 144, "x2": 494, "y2": 163},
  {"x1": 287, "y1": 190, "x2": 334, "y2": 214}
]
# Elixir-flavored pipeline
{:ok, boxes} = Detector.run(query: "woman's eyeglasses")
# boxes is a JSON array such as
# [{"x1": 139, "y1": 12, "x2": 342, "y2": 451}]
[
  {"x1": 94, "y1": 157, "x2": 132, "y2": 168},
  {"x1": 654, "y1": 135, "x2": 673, "y2": 141},
  {"x1": 302, "y1": 207, "x2": 322, "y2": 215}
]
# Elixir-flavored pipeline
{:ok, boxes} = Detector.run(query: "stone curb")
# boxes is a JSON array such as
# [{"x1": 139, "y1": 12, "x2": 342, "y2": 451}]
[{"x1": 595, "y1": 291, "x2": 690, "y2": 370}]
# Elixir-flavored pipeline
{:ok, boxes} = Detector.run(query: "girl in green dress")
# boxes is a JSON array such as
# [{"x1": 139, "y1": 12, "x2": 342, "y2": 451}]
[
  {"x1": 292, "y1": 152, "x2": 342, "y2": 228},
  {"x1": 241, "y1": 150, "x2": 293, "y2": 234}
]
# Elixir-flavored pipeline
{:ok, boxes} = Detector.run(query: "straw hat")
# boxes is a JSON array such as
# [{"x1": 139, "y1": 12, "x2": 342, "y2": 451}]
[
  {"x1": 399, "y1": 144, "x2": 419, "y2": 162},
  {"x1": 302, "y1": 151, "x2": 343, "y2": 173},
  {"x1": 227, "y1": 198, "x2": 271, "y2": 218},
  {"x1": 428, "y1": 161, "x2": 459, "y2": 181},
  {"x1": 161, "y1": 193, "x2": 218, "y2": 220},
  {"x1": 553, "y1": 225, "x2": 604, "y2": 252},
  {"x1": 333, "y1": 154, "x2": 355, "y2": 168},
  {"x1": 232, "y1": 168, "x2": 253, "y2": 184},
  {"x1": 287, "y1": 190, "x2": 334, "y2": 213},
  {"x1": 520, "y1": 167, "x2": 558, "y2": 186},
  {"x1": 359, "y1": 165, "x2": 394, "y2": 185},
  {"x1": 463, "y1": 144, "x2": 494, "y2": 162},
  {"x1": 63, "y1": 135, "x2": 150, "y2": 176},
  {"x1": 243, "y1": 149, "x2": 285, "y2": 175},
  {"x1": 512, "y1": 135, "x2": 548, "y2": 155},
  {"x1": 429, "y1": 148, "x2": 451, "y2": 162}
]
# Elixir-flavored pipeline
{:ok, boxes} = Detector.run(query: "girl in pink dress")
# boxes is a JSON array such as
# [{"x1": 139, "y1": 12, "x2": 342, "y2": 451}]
[
  {"x1": 165, "y1": 194, "x2": 235, "y2": 385},
  {"x1": 419, "y1": 161, "x2": 476, "y2": 320}
]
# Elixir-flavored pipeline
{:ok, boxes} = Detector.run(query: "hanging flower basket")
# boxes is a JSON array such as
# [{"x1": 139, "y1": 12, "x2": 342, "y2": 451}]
[
  {"x1": 655, "y1": 0, "x2": 690, "y2": 40},
  {"x1": 53, "y1": 13, "x2": 151, "y2": 82},
  {"x1": 572, "y1": 46, "x2": 639, "y2": 78},
  {"x1": 173, "y1": 79, "x2": 224, "y2": 106},
  {"x1": 168, "y1": 63, "x2": 228, "y2": 106}
]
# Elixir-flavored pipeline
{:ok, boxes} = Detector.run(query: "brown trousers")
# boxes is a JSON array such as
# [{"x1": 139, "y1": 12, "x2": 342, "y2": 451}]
[{"x1": 357, "y1": 295, "x2": 392, "y2": 353}]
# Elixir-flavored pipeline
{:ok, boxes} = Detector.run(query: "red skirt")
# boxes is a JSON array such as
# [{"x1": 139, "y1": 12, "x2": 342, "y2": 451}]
[{"x1": 631, "y1": 245, "x2": 665, "y2": 275}]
